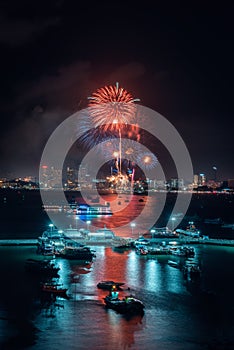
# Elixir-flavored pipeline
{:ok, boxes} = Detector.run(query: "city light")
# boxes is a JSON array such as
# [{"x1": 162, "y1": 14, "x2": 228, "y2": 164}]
[
  {"x1": 130, "y1": 222, "x2": 136, "y2": 235},
  {"x1": 86, "y1": 220, "x2": 91, "y2": 231}
]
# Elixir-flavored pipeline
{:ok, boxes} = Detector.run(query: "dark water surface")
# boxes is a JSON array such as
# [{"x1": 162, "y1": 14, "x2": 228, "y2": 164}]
[
  {"x1": 0, "y1": 190, "x2": 234, "y2": 239},
  {"x1": 0, "y1": 245, "x2": 234, "y2": 350},
  {"x1": 0, "y1": 190, "x2": 234, "y2": 349}
]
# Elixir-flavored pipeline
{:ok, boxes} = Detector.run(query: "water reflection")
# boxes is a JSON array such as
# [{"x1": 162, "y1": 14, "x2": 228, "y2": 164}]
[
  {"x1": 144, "y1": 260, "x2": 162, "y2": 292},
  {"x1": 1, "y1": 245, "x2": 234, "y2": 349},
  {"x1": 104, "y1": 310, "x2": 145, "y2": 349}
]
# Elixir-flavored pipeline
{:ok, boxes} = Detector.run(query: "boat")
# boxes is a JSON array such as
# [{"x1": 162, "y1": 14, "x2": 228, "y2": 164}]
[
  {"x1": 168, "y1": 260, "x2": 180, "y2": 268},
  {"x1": 144, "y1": 227, "x2": 179, "y2": 239},
  {"x1": 147, "y1": 246, "x2": 170, "y2": 255},
  {"x1": 76, "y1": 203, "x2": 112, "y2": 216},
  {"x1": 41, "y1": 283, "x2": 68, "y2": 296},
  {"x1": 112, "y1": 237, "x2": 134, "y2": 249},
  {"x1": 38, "y1": 225, "x2": 121, "y2": 248},
  {"x1": 169, "y1": 246, "x2": 186, "y2": 256},
  {"x1": 183, "y1": 264, "x2": 201, "y2": 279},
  {"x1": 180, "y1": 246, "x2": 195, "y2": 257},
  {"x1": 38, "y1": 228, "x2": 66, "y2": 243},
  {"x1": 85, "y1": 228, "x2": 116, "y2": 243},
  {"x1": 104, "y1": 294, "x2": 145, "y2": 314},
  {"x1": 97, "y1": 281, "x2": 125, "y2": 290},
  {"x1": 37, "y1": 242, "x2": 55, "y2": 256},
  {"x1": 37, "y1": 228, "x2": 66, "y2": 255},
  {"x1": 64, "y1": 226, "x2": 117, "y2": 245},
  {"x1": 57, "y1": 246, "x2": 95, "y2": 261},
  {"x1": 135, "y1": 245, "x2": 149, "y2": 255},
  {"x1": 175, "y1": 222, "x2": 201, "y2": 238},
  {"x1": 25, "y1": 258, "x2": 60, "y2": 276},
  {"x1": 134, "y1": 236, "x2": 150, "y2": 247}
]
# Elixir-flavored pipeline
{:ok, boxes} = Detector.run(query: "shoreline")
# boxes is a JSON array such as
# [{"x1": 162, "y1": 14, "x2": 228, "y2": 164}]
[{"x1": 1, "y1": 237, "x2": 234, "y2": 247}]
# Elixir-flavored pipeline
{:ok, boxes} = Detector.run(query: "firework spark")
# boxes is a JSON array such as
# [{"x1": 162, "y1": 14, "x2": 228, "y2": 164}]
[
  {"x1": 87, "y1": 82, "x2": 140, "y2": 131},
  {"x1": 79, "y1": 83, "x2": 140, "y2": 150},
  {"x1": 88, "y1": 82, "x2": 138, "y2": 104},
  {"x1": 99, "y1": 138, "x2": 142, "y2": 163},
  {"x1": 136, "y1": 152, "x2": 158, "y2": 170}
]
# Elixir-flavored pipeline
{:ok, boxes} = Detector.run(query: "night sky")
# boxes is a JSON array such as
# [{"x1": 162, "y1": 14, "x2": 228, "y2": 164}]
[{"x1": 0, "y1": 1, "x2": 233, "y2": 180}]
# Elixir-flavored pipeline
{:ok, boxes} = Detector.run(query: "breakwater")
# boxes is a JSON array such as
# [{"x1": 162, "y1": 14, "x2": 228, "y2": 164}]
[{"x1": 1, "y1": 237, "x2": 234, "y2": 247}]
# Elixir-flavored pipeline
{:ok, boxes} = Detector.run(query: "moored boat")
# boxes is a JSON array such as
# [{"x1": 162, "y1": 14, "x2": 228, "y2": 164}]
[
  {"x1": 183, "y1": 263, "x2": 201, "y2": 279},
  {"x1": 56, "y1": 246, "x2": 95, "y2": 261},
  {"x1": 41, "y1": 283, "x2": 68, "y2": 296},
  {"x1": 144, "y1": 227, "x2": 179, "y2": 239},
  {"x1": 168, "y1": 260, "x2": 180, "y2": 268},
  {"x1": 133, "y1": 236, "x2": 150, "y2": 247},
  {"x1": 180, "y1": 246, "x2": 195, "y2": 257},
  {"x1": 135, "y1": 245, "x2": 149, "y2": 255},
  {"x1": 147, "y1": 246, "x2": 170, "y2": 255},
  {"x1": 104, "y1": 294, "x2": 145, "y2": 314},
  {"x1": 97, "y1": 281, "x2": 125, "y2": 290},
  {"x1": 76, "y1": 203, "x2": 112, "y2": 216},
  {"x1": 175, "y1": 222, "x2": 201, "y2": 238}
]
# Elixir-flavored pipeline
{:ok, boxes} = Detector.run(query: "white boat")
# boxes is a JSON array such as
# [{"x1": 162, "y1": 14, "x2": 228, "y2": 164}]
[
  {"x1": 175, "y1": 222, "x2": 201, "y2": 238},
  {"x1": 147, "y1": 246, "x2": 170, "y2": 255},
  {"x1": 76, "y1": 203, "x2": 112, "y2": 216},
  {"x1": 134, "y1": 236, "x2": 150, "y2": 246},
  {"x1": 64, "y1": 226, "x2": 122, "y2": 246},
  {"x1": 146, "y1": 227, "x2": 179, "y2": 238},
  {"x1": 38, "y1": 224, "x2": 127, "y2": 248},
  {"x1": 169, "y1": 247, "x2": 186, "y2": 256}
]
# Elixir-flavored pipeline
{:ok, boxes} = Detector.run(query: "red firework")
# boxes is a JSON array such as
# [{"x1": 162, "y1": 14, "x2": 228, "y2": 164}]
[
  {"x1": 87, "y1": 82, "x2": 140, "y2": 131},
  {"x1": 88, "y1": 82, "x2": 137, "y2": 104}
]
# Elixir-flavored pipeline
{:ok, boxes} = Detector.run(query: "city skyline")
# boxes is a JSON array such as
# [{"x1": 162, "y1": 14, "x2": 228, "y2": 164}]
[
  {"x1": 0, "y1": 3, "x2": 233, "y2": 180},
  {"x1": 0, "y1": 159, "x2": 233, "y2": 185},
  {"x1": 0, "y1": 163, "x2": 232, "y2": 192}
]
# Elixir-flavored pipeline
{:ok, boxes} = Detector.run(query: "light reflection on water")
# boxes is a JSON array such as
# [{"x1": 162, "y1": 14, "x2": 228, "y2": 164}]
[
  {"x1": 54, "y1": 193, "x2": 163, "y2": 237},
  {"x1": 0, "y1": 245, "x2": 234, "y2": 349}
]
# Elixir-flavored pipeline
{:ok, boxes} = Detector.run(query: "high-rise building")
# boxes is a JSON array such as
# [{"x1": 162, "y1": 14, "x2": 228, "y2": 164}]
[
  {"x1": 40, "y1": 166, "x2": 62, "y2": 188},
  {"x1": 198, "y1": 173, "x2": 206, "y2": 186},
  {"x1": 66, "y1": 167, "x2": 77, "y2": 189},
  {"x1": 193, "y1": 174, "x2": 198, "y2": 187},
  {"x1": 169, "y1": 178, "x2": 185, "y2": 190}
]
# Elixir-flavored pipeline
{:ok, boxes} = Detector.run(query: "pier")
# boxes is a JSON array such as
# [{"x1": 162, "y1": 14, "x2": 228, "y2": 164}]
[
  {"x1": 0, "y1": 239, "x2": 38, "y2": 246},
  {"x1": 0, "y1": 237, "x2": 234, "y2": 247},
  {"x1": 147, "y1": 237, "x2": 234, "y2": 247}
]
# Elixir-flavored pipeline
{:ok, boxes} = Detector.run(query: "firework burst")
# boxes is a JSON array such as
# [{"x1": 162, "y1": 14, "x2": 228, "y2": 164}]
[
  {"x1": 136, "y1": 152, "x2": 158, "y2": 170},
  {"x1": 99, "y1": 138, "x2": 142, "y2": 164},
  {"x1": 87, "y1": 82, "x2": 140, "y2": 132},
  {"x1": 88, "y1": 82, "x2": 137, "y2": 104},
  {"x1": 78, "y1": 83, "x2": 140, "y2": 150}
]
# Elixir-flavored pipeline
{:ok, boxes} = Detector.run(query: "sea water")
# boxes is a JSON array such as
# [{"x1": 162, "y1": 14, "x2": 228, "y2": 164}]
[
  {"x1": 0, "y1": 190, "x2": 234, "y2": 349},
  {"x1": 0, "y1": 244, "x2": 234, "y2": 349}
]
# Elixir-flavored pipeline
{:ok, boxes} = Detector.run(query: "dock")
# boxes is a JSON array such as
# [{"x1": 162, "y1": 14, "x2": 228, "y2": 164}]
[
  {"x1": 0, "y1": 237, "x2": 234, "y2": 247},
  {"x1": 148, "y1": 237, "x2": 234, "y2": 247},
  {"x1": 0, "y1": 239, "x2": 38, "y2": 246}
]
